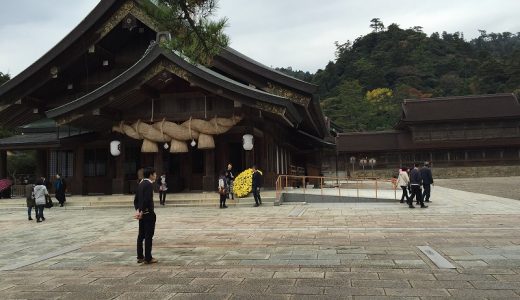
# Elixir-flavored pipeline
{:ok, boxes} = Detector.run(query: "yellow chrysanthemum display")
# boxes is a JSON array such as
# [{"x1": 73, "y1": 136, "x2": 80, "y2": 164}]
[{"x1": 234, "y1": 168, "x2": 263, "y2": 198}]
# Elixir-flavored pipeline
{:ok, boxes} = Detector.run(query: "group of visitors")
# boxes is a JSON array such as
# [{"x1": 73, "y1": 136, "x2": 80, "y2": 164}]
[
  {"x1": 218, "y1": 163, "x2": 262, "y2": 208},
  {"x1": 24, "y1": 174, "x2": 67, "y2": 222},
  {"x1": 396, "y1": 161, "x2": 433, "y2": 209}
]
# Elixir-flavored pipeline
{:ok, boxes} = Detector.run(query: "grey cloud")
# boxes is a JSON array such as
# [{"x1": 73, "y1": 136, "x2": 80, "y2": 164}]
[{"x1": 1, "y1": 0, "x2": 520, "y2": 76}]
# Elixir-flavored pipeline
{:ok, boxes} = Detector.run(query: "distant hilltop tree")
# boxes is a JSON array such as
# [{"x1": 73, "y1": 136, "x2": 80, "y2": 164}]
[
  {"x1": 308, "y1": 20, "x2": 520, "y2": 131},
  {"x1": 0, "y1": 72, "x2": 9, "y2": 85}
]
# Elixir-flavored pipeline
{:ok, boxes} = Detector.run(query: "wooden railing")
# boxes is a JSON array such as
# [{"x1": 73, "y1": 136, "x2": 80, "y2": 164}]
[{"x1": 275, "y1": 175, "x2": 398, "y2": 205}]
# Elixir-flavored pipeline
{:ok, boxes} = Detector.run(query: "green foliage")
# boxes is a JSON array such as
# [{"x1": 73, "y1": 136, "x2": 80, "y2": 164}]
[
  {"x1": 7, "y1": 151, "x2": 37, "y2": 177},
  {"x1": 307, "y1": 21, "x2": 520, "y2": 131},
  {"x1": 275, "y1": 67, "x2": 313, "y2": 82},
  {"x1": 145, "y1": 0, "x2": 229, "y2": 65},
  {"x1": 0, "y1": 72, "x2": 9, "y2": 86}
]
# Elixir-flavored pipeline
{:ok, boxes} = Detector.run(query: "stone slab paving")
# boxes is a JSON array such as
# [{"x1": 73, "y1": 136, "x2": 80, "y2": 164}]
[{"x1": 1, "y1": 186, "x2": 520, "y2": 299}]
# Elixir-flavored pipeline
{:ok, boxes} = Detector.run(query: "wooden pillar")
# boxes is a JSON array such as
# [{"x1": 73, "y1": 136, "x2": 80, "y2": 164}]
[
  {"x1": 245, "y1": 150, "x2": 253, "y2": 170},
  {"x1": 154, "y1": 151, "x2": 163, "y2": 174},
  {"x1": 74, "y1": 146, "x2": 85, "y2": 195},
  {"x1": 202, "y1": 150, "x2": 215, "y2": 191},
  {"x1": 112, "y1": 146, "x2": 125, "y2": 194},
  {"x1": 35, "y1": 150, "x2": 47, "y2": 179},
  {"x1": 0, "y1": 150, "x2": 6, "y2": 178}
]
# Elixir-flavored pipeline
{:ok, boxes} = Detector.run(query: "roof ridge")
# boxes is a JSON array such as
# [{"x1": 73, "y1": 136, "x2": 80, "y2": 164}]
[{"x1": 403, "y1": 93, "x2": 515, "y2": 103}]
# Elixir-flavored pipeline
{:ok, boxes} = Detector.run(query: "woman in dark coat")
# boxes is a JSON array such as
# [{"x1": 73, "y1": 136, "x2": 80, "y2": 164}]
[
  {"x1": 25, "y1": 181, "x2": 35, "y2": 220},
  {"x1": 54, "y1": 173, "x2": 67, "y2": 207}
]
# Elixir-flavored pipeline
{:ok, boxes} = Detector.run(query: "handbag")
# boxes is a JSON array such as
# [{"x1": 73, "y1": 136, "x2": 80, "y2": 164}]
[
  {"x1": 218, "y1": 187, "x2": 226, "y2": 196},
  {"x1": 44, "y1": 194, "x2": 54, "y2": 208}
]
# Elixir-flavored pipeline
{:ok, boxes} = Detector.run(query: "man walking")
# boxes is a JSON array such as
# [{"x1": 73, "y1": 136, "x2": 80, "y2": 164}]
[
  {"x1": 420, "y1": 161, "x2": 434, "y2": 203},
  {"x1": 54, "y1": 173, "x2": 67, "y2": 207},
  {"x1": 409, "y1": 163, "x2": 428, "y2": 209},
  {"x1": 252, "y1": 165, "x2": 262, "y2": 207},
  {"x1": 135, "y1": 167, "x2": 158, "y2": 264}
]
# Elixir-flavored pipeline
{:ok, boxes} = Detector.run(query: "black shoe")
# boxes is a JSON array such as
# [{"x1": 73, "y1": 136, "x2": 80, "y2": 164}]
[
  {"x1": 41, "y1": 217, "x2": 45, "y2": 221},
  {"x1": 425, "y1": 200, "x2": 430, "y2": 203},
  {"x1": 223, "y1": 205, "x2": 228, "y2": 208},
  {"x1": 60, "y1": 204, "x2": 64, "y2": 207},
  {"x1": 254, "y1": 204, "x2": 259, "y2": 207},
  {"x1": 28, "y1": 217, "x2": 33, "y2": 221},
  {"x1": 143, "y1": 258, "x2": 158, "y2": 264},
  {"x1": 408, "y1": 205, "x2": 415, "y2": 208},
  {"x1": 399, "y1": 200, "x2": 404, "y2": 203},
  {"x1": 37, "y1": 219, "x2": 42, "y2": 223},
  {"x1": 421, "y1": 205, "x2": 428, "y2": 208},
  {"x1": 137, "y1": 258, "x2": 144, "y2": 263}
]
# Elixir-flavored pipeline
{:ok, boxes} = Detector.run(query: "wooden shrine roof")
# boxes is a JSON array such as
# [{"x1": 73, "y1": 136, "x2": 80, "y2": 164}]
[
  {"x1": 0, "y1": 0, "x2": 328, "y2": 139},
  {"x1": 46, "y1": 44, "x2": 302, "y2": 128},
  {"x1": 398, "y1": 93, "x2": 520, "y2": 126}
]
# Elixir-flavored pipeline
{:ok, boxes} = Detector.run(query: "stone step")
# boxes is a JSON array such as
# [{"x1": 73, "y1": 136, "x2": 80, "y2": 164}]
[{"x1": 0, "y1": 196, "x2": 276, "y2": 209}]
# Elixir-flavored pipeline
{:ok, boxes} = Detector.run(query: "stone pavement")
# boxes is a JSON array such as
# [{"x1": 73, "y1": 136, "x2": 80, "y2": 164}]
[
  {"x1": 1, "y1": 185, "x2": 520, "y2": 299},
  {"x1": 436, "y1": 176, "x2": 520, "y2": 201}
]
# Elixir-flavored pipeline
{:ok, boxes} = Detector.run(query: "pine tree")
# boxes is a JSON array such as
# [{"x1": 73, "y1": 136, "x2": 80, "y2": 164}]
[{"x1": 144, "y1": 0, "x2": 229, "y2": 65}]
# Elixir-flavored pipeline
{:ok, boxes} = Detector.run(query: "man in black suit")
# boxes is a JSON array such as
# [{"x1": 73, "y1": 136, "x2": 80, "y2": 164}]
[
  {"x1": 409, "y1": 163, "x2": 428, "y2": 209},
  {"x1": 134, "y1": 167, "x2": 158, "y2": 264},
  {"x1": 420, "y1": 161, "x2": 434, "y2": 203},
  {"x1": 252, "y1": 165, "x2": 262, "y2": 207}
]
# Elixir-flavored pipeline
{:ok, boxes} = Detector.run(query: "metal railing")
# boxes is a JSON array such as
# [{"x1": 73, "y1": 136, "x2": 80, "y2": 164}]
[{"x1": 275, "y1": 175, "x2": 398, "y2": 204}]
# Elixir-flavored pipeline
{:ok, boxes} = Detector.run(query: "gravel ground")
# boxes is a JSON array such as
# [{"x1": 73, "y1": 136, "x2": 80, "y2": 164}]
[{"x1": 435, "y1": 176, "x2": 520, "y2": 200}]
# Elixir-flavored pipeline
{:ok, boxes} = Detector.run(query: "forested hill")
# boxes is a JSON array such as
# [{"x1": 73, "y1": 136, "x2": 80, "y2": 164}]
[{"x1": 278, "y1": 21, "x2": 520, "y2": 132}]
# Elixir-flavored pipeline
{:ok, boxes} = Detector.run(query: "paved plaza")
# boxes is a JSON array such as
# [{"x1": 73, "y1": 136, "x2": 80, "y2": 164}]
[{"x1": 1, "y1": 183, "x2": 520, "y2": 299}]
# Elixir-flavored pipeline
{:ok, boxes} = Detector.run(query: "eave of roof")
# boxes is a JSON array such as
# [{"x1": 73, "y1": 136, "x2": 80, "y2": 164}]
[
  {"x1": 46, "y1": 45, "x2": 302, "y2": 125},
  {"x1": 399, "y1": 93, "x2": 520, "y2": 124},
  {"x1": 219, "y1": 47, "x2": 318, "y2": 94},
  {"x1": 0, "y1": 0, "x2": 121, "y2": 101}
]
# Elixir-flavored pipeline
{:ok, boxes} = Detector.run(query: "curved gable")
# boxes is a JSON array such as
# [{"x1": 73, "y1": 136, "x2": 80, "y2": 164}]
[{"x1": 0, "y1": 0, "x2": 160, "y2": 105}]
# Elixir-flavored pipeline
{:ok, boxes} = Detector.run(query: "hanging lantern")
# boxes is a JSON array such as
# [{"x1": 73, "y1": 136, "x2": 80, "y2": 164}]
[
  {"x1": 163, "y1": 142, "x2": 169, "y2": 150},
  {"x1": 110, "y1": 140, "x2": 121, "y2": 156},
  {"x1": 242, "y1": 134, "x2": 253, "y2": 151},
  {"x1": 190, "y1": 139, "x2": 197, "y2": 147}
]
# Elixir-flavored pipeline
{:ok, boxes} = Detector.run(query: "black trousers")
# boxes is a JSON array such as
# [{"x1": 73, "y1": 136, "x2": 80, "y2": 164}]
[
  {"x1": 159, "y1": 191, "x2": 166, "y2": 204},
  {"x1": 220, "y1": 193, "x2": 227, "y2": 207},
  {"x1": 137, "y1": 212, "x2": 156, "y2": 261},
  {"x1": 423, "y1": 184, "x2": 431, "y2": 202},
  {"x1": 400, "y1": 186, "x2": 410, "y2": 202},
  {"x1": 56, "y1": 193, "x2": 66, "y2": 204},
  {"x1": 35, "y1": 204, "x2": 45, "y2": 220},
  {"x1": 409, "y1": 185, "x2": 424, "y2": 206},
  {"x1": 253, "y1": 187, "x2": 261, "y2": 205}
]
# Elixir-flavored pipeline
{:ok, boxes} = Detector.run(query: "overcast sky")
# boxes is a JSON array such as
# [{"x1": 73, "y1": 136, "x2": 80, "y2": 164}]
[{"x1": 1, "y1": 0, "x2": 519, "y2": 77}]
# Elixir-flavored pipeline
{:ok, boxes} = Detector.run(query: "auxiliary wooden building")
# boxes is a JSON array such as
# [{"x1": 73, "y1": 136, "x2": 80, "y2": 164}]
[
  {"x1": 0, "y1": 0, "x2": 331, "y2": 195},
  {"x1": 334, "y1": 94, "x2": 520, "y2": 176}
]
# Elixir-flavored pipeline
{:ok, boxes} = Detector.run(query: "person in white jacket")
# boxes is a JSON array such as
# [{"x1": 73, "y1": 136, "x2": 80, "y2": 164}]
[
  {"x1": 32, "y1": 178, "x2": 50, "y2": 222},
  {"x1": 397, "y1": 167, "x2": 410, "y2": 204}
]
